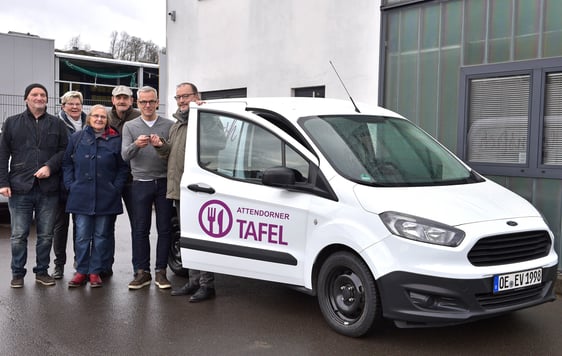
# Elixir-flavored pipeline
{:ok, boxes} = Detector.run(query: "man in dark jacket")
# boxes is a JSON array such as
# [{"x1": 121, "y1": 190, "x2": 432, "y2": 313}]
[
  {"x1": 0, "y1": 83, "x2": 68, "y2": 288},
  {"x1": 103, "y1": 85, "x2": 140, "y2": 277}
]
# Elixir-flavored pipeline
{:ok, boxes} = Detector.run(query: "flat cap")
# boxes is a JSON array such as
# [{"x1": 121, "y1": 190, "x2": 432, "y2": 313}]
[{"x1": 112, "y1": 85, "x2": 133, "y2": 97}]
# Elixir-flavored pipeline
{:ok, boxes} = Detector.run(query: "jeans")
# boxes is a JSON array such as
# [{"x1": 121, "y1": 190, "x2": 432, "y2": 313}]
[
  {"x1": 74, "y1": 214, "x2": 114, "y2": 275},
  {"x1": 52, "y1": 201, "x2": 77, "y2": 267},
  {"x1": 9, "y1": 185, "x2": 58, "y2": 277},
  {"x1": 131, "y1": 179, "x2": 173, "y2": 272}
]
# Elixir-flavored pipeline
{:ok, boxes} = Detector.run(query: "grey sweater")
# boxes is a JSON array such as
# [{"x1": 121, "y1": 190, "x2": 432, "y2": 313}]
[{"x1": 121, "y1": 116, "x2": 174, "y2": 180}]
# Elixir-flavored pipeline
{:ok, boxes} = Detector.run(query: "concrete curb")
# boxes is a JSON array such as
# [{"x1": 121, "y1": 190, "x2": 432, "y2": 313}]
[{"x1": 556, "y1": 272, "x2": 562, "y2": 296}]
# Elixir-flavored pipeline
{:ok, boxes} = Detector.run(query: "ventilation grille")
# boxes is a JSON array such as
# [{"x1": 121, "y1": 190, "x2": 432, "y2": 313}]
[{"x1": 468, "y1": 230, "x2": 551, "y2": 266}]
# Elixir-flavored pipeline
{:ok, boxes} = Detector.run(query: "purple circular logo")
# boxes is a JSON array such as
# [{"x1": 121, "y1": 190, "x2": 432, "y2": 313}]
[{"x1": 198, "y1": 200, "x2": 233, "y2": 238}]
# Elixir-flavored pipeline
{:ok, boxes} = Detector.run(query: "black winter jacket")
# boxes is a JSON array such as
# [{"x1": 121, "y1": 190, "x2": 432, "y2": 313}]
[{"x1": 0, "y1": 108, "x2": 68, "y2": 195}]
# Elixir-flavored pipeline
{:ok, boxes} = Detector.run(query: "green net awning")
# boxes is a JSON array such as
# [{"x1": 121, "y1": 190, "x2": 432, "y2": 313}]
[{"x1": 63, "y1": 60, "x2": 137, "y2": 87}]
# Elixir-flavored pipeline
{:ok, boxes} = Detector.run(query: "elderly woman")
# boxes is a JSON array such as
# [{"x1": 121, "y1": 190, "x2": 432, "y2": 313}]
[
  {"x1": 52, "y1": 90, "x2": 87, "y2": 280},
  {"x1": 62, "y1": 105, "x2": 129, "y2": 287}
]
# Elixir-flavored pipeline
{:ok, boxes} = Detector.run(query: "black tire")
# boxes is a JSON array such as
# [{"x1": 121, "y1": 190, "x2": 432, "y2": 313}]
[
  {"x1": 317, "y1": 251, "x2": 381, "y2": 337},
  {"x1": 168, "y1": 215, "x2": 189, "y2": 277}
]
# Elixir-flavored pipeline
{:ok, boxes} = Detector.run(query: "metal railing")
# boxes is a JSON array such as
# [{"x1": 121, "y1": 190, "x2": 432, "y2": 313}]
[{"x1": 0, "y1": 93, "x2": 166, "y2": 127}]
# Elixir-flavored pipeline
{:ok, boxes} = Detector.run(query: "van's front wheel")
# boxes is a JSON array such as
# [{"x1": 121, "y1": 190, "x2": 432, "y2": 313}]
[{"x1": 317, "y1": 251, "x2": 381, "y2": 337}]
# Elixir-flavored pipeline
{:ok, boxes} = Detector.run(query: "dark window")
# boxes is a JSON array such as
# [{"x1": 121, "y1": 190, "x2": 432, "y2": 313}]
[
  {"x1": 293, "y1": 86, "x2": 325, "y2": 98},
  {"x1": 458, "y1": 57, "x2": 562, "y2": 179}
]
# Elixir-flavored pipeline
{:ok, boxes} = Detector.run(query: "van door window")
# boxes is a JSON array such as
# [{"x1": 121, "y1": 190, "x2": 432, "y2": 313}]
[{"x1": 198, "y1": 112, "x2": 309, "y2": 183}]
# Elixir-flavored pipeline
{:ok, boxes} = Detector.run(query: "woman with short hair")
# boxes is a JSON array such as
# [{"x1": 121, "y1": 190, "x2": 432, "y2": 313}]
[{"x1": 62, "y1": 105, "x2": 129, "y2": 288}]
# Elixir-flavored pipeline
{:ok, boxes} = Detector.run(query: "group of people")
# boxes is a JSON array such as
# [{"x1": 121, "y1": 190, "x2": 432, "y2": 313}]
[{"x1": 0, "y1": 81, "x2": 217, "y2": 302}]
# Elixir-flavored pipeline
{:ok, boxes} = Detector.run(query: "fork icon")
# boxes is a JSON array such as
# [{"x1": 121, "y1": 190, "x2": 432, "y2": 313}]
[{"x1": 207, "y1": 207, "x2": 216, "y2": 233}]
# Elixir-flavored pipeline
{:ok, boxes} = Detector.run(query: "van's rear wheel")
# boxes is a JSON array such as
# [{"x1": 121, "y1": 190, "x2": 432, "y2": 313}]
[{"x1": 317, "y1": 251, "x2": 381, "y2": 337}]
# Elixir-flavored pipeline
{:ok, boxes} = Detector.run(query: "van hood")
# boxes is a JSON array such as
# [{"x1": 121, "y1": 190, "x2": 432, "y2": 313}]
[{"x1": 353, "y1": 180, "x2": 541, "y2": 227}]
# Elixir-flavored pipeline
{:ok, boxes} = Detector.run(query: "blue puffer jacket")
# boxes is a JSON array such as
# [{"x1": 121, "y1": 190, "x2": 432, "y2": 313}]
[{"x1": 63, "y1": 125, "x2": 129, "y2": 215}]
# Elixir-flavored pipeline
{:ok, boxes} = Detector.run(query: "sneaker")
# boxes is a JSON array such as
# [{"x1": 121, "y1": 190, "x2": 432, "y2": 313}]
[
  {"x1": 89, "y1": 274, "x2": 103, "y2": 288},
  {"x1": 68, "y1": 273, "x2": 88, "y2": 288},
  {"x1": 155, "y1": 269, "x2": 171, "y2": 289},
  {"x1": 128, "y1": 270, "x2": 152, "y2": 290},
  {"x1": 53, "y1": 265, "x2": 64, "y2": 279},
  {"x1": 35, "y1": 273, "x2": 56, "y2": 286},
  {"x1": 10, "y1": 277, "x2": 24, "y2": 288}
]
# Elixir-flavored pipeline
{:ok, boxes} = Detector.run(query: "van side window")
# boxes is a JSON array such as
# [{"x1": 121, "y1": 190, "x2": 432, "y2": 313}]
[{"x1": 198, "y1": 112, "x2": 309, "y2": 183}]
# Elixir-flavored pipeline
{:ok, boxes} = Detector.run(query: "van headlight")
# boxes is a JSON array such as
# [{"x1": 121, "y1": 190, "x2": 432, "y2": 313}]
[{"x1": 380, "y1": 211, "x2": 465, "y2": 247}]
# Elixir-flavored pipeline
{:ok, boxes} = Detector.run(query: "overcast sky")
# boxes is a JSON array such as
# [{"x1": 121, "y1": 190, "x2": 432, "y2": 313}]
[{"x1": 0, "y1": 0, "x2": 166, "y2": 52}]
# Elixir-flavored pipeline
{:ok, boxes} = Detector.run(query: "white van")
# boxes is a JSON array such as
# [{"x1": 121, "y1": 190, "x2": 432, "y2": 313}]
[{"x1": 177, "y1": 97, "x2": 558, "y2": 337}]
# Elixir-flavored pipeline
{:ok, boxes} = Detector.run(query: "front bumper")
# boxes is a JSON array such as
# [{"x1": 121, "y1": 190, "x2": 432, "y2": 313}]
[{"x1": 377, "y1": 264, "x2": 558, "y2": 328}]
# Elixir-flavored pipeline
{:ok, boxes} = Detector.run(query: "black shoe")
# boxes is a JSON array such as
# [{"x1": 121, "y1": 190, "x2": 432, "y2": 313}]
[
  {"x1": 53, "y1": 265, "x2": 64, "y2": 279},
  {"x1": 100, "y1": 269, "x2": 113, "y2": 278},
  {"x1": 170, "y1": 282, "x2": 199, "y2": 296},
  {"x1": 189, "y1": 286, "x2": 216, "y2": 303}
]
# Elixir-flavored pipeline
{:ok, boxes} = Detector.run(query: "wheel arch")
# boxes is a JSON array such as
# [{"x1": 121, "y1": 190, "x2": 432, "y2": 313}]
[{"x1": 311, "y1": 244, "x2": 376, "y2": 296}]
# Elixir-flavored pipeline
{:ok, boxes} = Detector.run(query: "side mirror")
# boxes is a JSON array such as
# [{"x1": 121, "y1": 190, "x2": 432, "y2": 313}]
[{"x1": 262, "y1": 167, "x2": 296, "y2": 187}]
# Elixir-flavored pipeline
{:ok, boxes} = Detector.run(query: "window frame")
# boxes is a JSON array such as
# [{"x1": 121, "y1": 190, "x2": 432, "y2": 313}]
[
  {"x1": 458, "y1": 57, "x2": 562, "y2": 179},
  {"x1": 197, "y1": 110, "x2": 311, "y2": 185}
]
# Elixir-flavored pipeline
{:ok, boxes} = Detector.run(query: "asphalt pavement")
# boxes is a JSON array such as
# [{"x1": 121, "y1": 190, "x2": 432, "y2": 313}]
[{"x1": 0, "y1": 213, "x2": 560, "y2": 356}]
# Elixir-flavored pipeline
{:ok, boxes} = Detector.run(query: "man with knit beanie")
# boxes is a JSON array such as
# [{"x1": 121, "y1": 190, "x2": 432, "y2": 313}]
[{"x1": 0, "y1": 83, "x2": 68, "y2": 288}]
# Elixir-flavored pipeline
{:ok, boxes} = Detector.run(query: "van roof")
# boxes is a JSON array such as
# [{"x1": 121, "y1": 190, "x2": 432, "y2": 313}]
[{"x1": 200, "y1": 97, "x2": 405, "y2": 121}]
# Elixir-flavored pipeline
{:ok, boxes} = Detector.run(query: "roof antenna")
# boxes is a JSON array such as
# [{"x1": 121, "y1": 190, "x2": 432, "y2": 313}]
[{"x1": 329, "y1": 60, "x2": 360, "y2": 113}]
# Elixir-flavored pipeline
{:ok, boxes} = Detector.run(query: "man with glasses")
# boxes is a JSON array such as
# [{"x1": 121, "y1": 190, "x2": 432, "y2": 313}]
[
  {"x1": 0, "y1": 83, "x2": 68, "y2": 288},
  {"x1": 52, "y1": 91, "x2": 87, "y2": 279},
  {"x1": 106, "y1": 85, "x2": 140, "y2": 278},
  {"x1": 155, "y1": 82, "x2": 225, "y2": 302},
  {"x1": 121, "y1": 86, "x2": 174, "y2": 290}
]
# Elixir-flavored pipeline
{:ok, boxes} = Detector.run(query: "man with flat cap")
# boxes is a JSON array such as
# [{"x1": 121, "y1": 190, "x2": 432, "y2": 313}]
[
  {"x1": 103, "y1": 85, "x2": 140, "y2": 277},
  {"x1": 0, "y1": 83, "x2": 68, "y2": 288},
  {"x1": 108, "y1": 85, "x2": 141, "y2": 132}
]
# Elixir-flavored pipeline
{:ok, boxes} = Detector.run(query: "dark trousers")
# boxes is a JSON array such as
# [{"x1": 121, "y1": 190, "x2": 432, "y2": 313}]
[
  {"x1": 131, "y1": 179, "x2": 173, "y2": 272},
  {"x1": 103, "y1": 182, "x2": 133, "y2": 272},
  {"x1": 52, "y1": 201, "x2": 77, "y2": 267}
]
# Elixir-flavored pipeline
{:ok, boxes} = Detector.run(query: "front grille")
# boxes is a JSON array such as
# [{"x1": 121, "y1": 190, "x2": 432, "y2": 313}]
[
  {"x1": 476, "y1": 284, "x2": 544, "y2": 309},
  {"x1": 467, "y1": 230, "x2": 551, "y2": 266}
]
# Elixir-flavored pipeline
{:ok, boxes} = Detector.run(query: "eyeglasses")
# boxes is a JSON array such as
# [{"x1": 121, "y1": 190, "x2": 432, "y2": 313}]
[
  {"x1": 174, "y1": 93, "x2": 196, "y2": 100},
  {"x1": 64, "y1": 103, "x2": 82, "y2": 107},
  {"x1": 138, "y1": 100, "x2": 158, "y2": 106},
  {"x1": 91, "y1": 114, "x2": 107, "y2": 120}
]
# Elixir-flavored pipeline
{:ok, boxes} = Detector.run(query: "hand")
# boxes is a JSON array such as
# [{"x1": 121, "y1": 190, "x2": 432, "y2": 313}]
[
  {"x1": 135, "y1": 135, "x2": 150, "y2": 148},
  {"x1": 0, "y1": 187, "x2": 11, "y2": 198},
  {"x1": 150, "y1": 134, "x2": 163, "y2": 147},
  {"x1": 34, "y1": 166, "x2": 51, "y2": 179}
]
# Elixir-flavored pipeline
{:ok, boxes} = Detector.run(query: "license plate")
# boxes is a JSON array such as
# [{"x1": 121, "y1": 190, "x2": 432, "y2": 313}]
[{"x1": 493, "y1": 268, "x2": 542, "y2": 293}]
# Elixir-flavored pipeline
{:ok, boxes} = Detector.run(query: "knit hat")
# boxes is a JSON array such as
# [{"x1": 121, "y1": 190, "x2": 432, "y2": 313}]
[{"x1": 24, "y1": 83, "x2": 48, "y2": 100}]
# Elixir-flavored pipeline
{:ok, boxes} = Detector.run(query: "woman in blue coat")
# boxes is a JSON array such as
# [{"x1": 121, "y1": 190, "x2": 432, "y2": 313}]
[{"x1": 63, "y1": 105, "x2": 129, "y2": 287}]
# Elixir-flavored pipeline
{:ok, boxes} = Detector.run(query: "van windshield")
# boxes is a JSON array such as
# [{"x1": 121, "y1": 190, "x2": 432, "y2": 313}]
[{"x1": 300, "y1": 115, "x2": 482, "y2": 186}]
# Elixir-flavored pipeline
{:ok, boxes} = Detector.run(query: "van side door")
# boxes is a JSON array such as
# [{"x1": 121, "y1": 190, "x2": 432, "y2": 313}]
[{"x1": 179, "y1": 108, "x2": 315, "y2": 286}]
